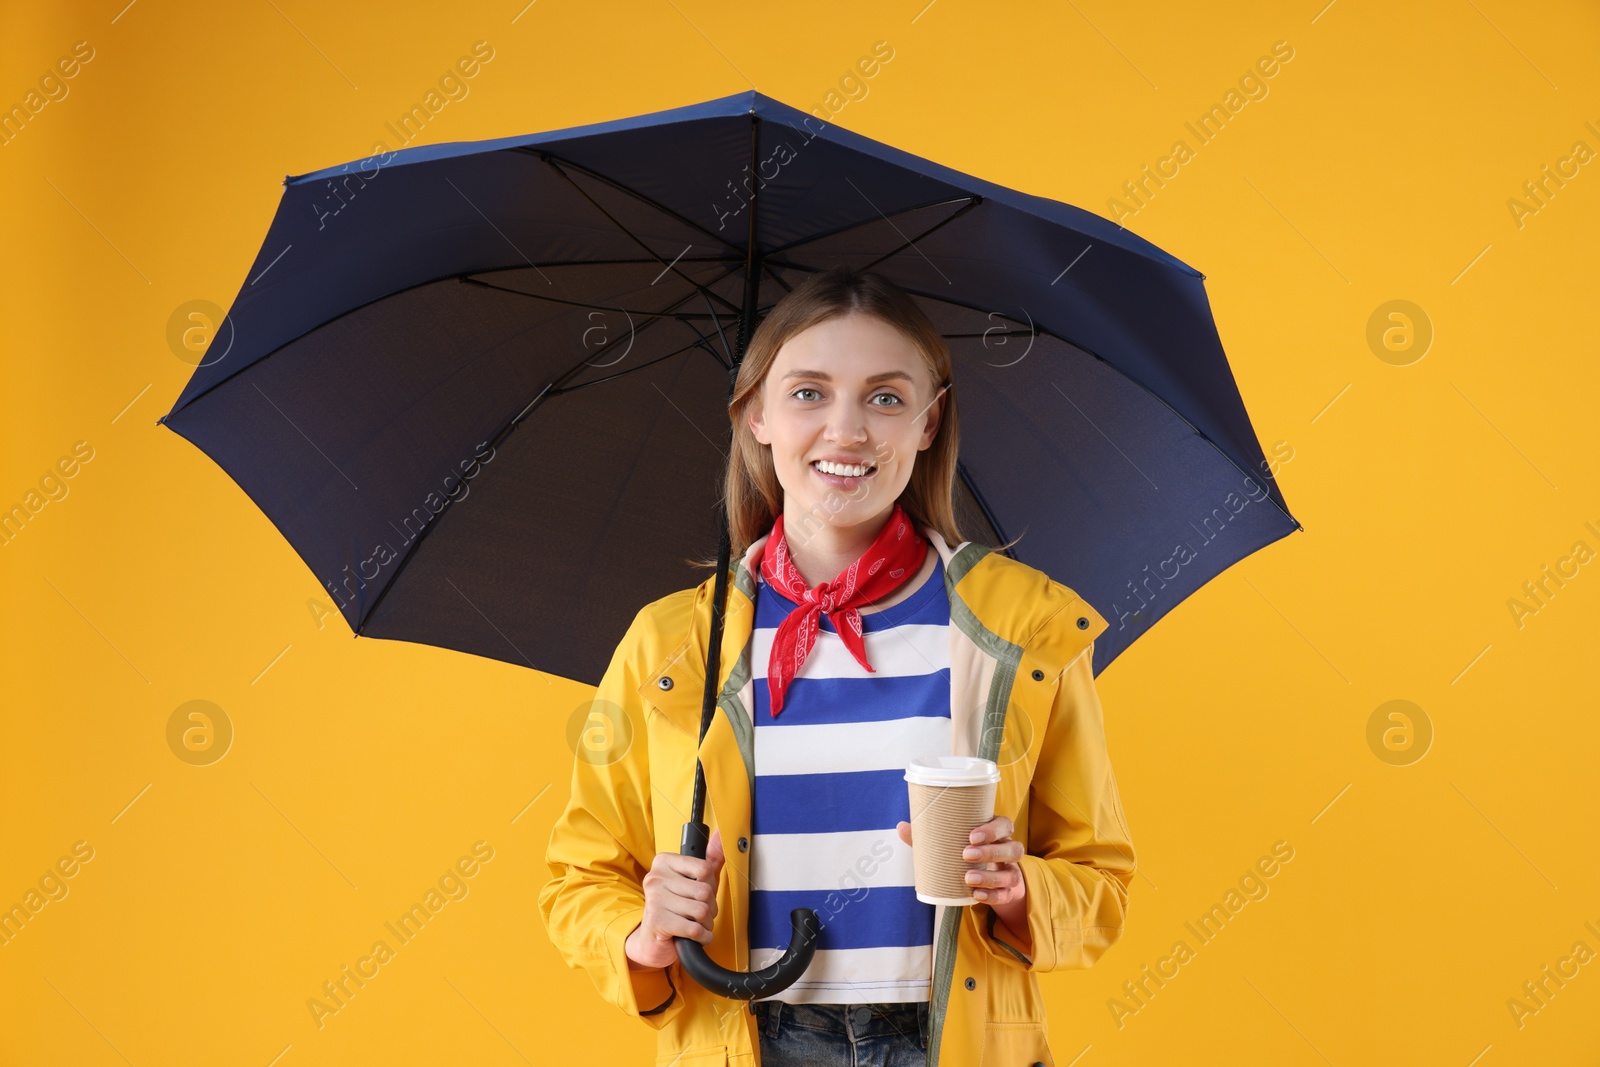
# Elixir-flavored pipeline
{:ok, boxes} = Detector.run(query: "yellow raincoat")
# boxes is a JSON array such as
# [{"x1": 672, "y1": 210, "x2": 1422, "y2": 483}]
[{"x1": 539, "y1": 526, "x2": 1137, "y2": 1066}]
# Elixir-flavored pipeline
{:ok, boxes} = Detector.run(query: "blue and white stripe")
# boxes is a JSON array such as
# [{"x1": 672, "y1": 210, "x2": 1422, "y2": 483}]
[{"x1": 747, "y1": 556, "x2": 951, "y2": 1004}]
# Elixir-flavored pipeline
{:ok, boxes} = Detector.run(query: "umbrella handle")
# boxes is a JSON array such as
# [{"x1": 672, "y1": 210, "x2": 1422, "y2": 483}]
[{"x1": 674, "y1": 819, "x2": 820, "y2": 1000}]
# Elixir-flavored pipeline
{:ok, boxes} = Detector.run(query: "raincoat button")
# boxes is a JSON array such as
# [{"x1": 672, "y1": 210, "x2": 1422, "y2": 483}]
[
  {"x1": 738, "y1": 837, "x2": 748, "y2": 852},
  {"x1": 657, "y1": 676, "x2": 673, "y2": 690},
  {"x1": 964, "y1": 976, "x2": 975, "y2": 990},
  {"x1": 1076, "y1": 616, "x2": 1090, "y2": 629},
  {"x1": 1031, "y1": 669, "x2": 1043, "y2": 681}
]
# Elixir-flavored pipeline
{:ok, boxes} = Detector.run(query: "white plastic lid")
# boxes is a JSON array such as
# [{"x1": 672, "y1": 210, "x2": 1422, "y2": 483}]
[{"x1": 904, "y1": 755, "x2": 1001, "y2": 787}]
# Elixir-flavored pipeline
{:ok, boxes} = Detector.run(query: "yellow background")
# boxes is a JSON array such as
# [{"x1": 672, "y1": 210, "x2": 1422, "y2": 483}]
[{"x1": 3, "y1": 0, "x2": 1598, "y2": 1063}]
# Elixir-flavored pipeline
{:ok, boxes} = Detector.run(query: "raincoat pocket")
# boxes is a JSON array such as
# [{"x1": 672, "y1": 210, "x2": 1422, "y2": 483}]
[
  {"x1": 982, "y1": 1020, "x2": 1054, "y2": 1065},
  {"x1": 654, "y1": 1044, "x2": 728, "y2": 1066}
]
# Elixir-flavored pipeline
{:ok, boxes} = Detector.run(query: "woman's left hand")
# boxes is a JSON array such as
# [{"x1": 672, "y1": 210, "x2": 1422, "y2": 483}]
[{"x1": 895, "y1": 814, "x2": 1027, "y2": 906}]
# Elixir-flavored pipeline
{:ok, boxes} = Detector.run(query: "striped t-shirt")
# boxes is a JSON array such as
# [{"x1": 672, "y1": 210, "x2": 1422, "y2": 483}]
[{"x1": 747, "y1": 554, "x2": 951, "y2": 1005}]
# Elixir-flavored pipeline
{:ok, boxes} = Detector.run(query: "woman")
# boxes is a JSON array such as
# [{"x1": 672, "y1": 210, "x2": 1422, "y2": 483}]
[{"x1": 540, "y1": 266, "x2": 1137, "y2": 1066}]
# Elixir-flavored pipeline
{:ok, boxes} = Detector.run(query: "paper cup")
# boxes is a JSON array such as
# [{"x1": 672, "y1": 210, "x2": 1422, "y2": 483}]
[{"x1": 904, "y1": 756, "x2": 1001, "y2": 905}]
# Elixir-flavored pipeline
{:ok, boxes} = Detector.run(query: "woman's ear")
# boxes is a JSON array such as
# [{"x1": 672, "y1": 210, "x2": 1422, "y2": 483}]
[
  {"x1": 919, "y1": 384, "x2": 945, "y2": 449},
  {"x1": 748, "y1": 396, "x2": 769, "y2": 445}
]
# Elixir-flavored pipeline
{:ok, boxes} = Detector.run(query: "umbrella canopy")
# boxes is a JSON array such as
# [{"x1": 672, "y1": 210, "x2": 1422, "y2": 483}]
[{"x1": 161, "y1": 89, "x2": 1298, "y2": 687}]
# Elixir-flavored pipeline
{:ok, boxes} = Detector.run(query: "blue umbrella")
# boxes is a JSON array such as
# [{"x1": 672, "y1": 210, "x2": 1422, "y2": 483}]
[{"x1": 160, "y1": 88, "x2": 1299, "y2": 999}]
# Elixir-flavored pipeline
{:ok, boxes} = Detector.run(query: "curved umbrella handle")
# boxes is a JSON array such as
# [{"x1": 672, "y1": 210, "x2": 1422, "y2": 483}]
[{"x1": 675, "y1": 820, "x2": 820, "y2": 1000}]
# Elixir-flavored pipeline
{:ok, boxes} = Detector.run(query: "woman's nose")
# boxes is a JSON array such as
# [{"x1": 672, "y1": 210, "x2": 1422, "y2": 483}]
[{"x1": 823, "y1": 404, "x2": 868, "y2": 443}]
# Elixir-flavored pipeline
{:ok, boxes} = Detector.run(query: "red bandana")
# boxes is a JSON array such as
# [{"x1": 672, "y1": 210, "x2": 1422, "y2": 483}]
[{"x1": 758, "y1": 502, "x2": 929, "y2": 718}]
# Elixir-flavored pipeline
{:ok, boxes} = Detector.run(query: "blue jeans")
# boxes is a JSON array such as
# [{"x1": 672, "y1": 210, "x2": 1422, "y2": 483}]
[{"x1": 754, "y1": 1000, "x2": 930, "y2": 1066}]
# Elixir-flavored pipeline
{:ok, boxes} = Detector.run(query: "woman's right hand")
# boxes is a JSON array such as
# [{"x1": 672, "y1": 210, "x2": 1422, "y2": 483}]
[{"x1": 624, "y1": 827, "x2": 726, "y2": 970}]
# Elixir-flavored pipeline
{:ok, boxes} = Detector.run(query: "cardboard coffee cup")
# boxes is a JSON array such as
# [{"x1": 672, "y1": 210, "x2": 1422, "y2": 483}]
[{"x1": 904, "y1": 756, "x2": 1001, "y2": 905}]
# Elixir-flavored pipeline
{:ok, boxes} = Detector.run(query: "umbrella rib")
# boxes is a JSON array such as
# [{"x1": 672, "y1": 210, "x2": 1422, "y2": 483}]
[
  {"x1": 764, "y1": 194, "x2": 979, "y2": 257},
  {"x1": 536, "y1": 153, "x2": 743, "y2": 318},
  {"x1": 472, "y1": 253, "x2": 743, "y2": 271},
  {"x1": 691, "y1": 289, "x2": 734, "y2": 369},
  {"x1": 460, "y1": 274, "x2": 738, "y2": 325},
  {"x1": 353, "y1": 261, "x2": 748, "y2": 638},
  {"x1": 759, "y1": 259, "x2": 793, "y2": 296},
  {"x1": 553, "y1": 333, "x2": 728, "y2": 394},
  {"x1": 855, "y1": 197, "x2": 984, "y2": 275},
  {"x1": 511, "y1": 146, "x2": 747, "y2": 258},
  {"x1": 500, "y1": 259, "x2": 746, "y2": 430},
  {"x1": 463, "y1": 267, "x2": 739, "y2": 368}
]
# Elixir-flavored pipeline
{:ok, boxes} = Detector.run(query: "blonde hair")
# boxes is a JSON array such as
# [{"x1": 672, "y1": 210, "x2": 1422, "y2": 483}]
[{"x1": 691, "y1": 265, "x2": 1016, "y2": 571}]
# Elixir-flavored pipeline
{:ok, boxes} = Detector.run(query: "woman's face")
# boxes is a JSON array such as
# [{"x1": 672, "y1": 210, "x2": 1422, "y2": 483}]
[{"x1": 748, "y1": 311, "x2": 944, "y2": 540}]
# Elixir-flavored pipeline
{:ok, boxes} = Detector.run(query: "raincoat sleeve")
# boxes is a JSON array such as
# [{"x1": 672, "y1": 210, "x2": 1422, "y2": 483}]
[
  {"x1": 537, "y1": 603, "x2": 686, "y2": 1028},
  {"x1": 980, "y1": 639, "x2": 1137, "y2": 972}
]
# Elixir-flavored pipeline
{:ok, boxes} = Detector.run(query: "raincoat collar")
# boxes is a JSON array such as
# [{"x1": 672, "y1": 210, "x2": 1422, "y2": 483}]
[{"x1": 648, "y1": 523, "x2": 1094, "y2": 702}]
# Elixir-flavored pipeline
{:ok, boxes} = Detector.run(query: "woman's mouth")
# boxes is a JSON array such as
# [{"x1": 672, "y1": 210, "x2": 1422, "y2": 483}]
[{"x1": 810, "y1": 459, "x2": 877, "y2": 487}]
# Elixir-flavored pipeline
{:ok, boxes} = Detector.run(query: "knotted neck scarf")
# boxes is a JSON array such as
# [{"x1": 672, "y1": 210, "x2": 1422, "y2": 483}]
[{"x1": 758, "y1": 502, "x2": 929, "y2": 718}]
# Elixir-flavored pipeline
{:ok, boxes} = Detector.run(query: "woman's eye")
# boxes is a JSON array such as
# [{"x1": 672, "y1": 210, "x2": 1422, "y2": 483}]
[{"x1": 789, "y1": 387, "x2": 902, "y2": 406}]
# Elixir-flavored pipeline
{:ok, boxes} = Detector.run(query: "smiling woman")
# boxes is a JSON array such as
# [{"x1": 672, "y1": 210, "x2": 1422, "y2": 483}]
[
  {"x1": 704, "y1": 267, "x2": 997, "y2": 580},
  {"x1": 541, "y1": 266, "x2": 1137, "y2": 1067},
  {"x1": 747, "y1": 313, "x2": 946, "y2": 582}
]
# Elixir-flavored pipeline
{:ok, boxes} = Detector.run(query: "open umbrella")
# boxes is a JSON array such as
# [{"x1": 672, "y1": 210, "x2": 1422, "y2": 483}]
[{"x1": 159, "y1": 89, "x2": 1300, "y2": 999}]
